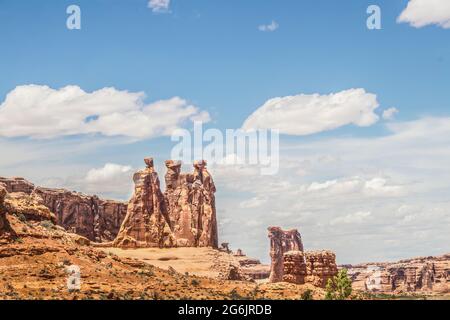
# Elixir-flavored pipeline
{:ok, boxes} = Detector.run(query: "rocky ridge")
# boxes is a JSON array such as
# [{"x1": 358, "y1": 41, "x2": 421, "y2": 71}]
[
  {"x1": 343, "y1": 254, "x2": 449, "y2": 295},
  {"x1": 0, "y1": 177, "x2": 127, "y2": 242}
]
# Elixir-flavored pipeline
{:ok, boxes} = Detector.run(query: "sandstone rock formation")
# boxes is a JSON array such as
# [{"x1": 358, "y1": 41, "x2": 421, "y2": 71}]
[
  {"x1": 3, "y1": 192, "x2": 56, "y2": 223},
  {"x1": 0, "y1": 185, "x2": 8, "y2": 236},
  {"x1": 268, "y1": 227, "x2": 303, "y2": 282},
  {"x1": 281, "y1": 250, "x2": 338, "y2": 287},
  {"x1": 0, "y1": 177, "x2": 127, "y2": 242},
  {"x1": 113, "y1": 158, "x2": 174, "y2": 248},
  {"x1": 268, "y1": 227, "x2": 338, "y2": 287},
  {"x1": 345, "y1": 254, "x2": 450, "y2": 294},
  {"x1": 113, "y1": 158, "x2": 218, "y2": 249},
  {"x1": 0, "y1": 177, "x2": 34, "y2": 194},
  {"x1": 164, "y1": 160, "x2": 218, "y2": 248},
  {"x1": 283, "y1": 251, "x2": 307, "y2": 284},
  {"x1": 304, "y1": 251, "x2": 338, "y2": 288}
]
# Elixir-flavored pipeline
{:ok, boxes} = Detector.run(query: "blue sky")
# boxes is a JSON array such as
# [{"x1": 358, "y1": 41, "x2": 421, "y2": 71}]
[
  {"x1": 1, "y1": 0, "x2": 449, "y2": 127},
  {"x1": 1, "y1": 0, "x2": 450, "y2": 264}
]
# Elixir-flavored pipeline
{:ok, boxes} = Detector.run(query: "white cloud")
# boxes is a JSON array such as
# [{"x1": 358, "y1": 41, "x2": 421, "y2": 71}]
[
  {"x1": 85, "y1": 163, "x2": 133, "y2": 184},
  {"x1": 382, "y1": 107, "x2": 399, "y2": 120},
  {"x1": 242, "y1": 88, "x2": 380, "y2": 135},
  {"x1": 330, "y1": 211, "x2": 372, "y2": 226},
  {"x1": 148, "y1": 0, "x2": 171, "y2": 13},
  {"x1": 398, "y1": 0, "x2": 450, "y2": 29},
  {"x1": 258, "y1": 20, "x2": 279, "y2": 32},
  {"x1": 76, "y1": 163, "x2": 134, "y2": 199},
  {"x1": 239, "y1": 197, "x2": 268, "y2": 209},
  {"x1": 303, "y1": 177, "x2": 406, "y2": 197},
  {"x1": 0, "y1": 85, "x2": 209, "y2": 139}
]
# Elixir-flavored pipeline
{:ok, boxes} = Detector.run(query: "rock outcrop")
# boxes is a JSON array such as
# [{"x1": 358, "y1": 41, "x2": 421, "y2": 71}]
[
  {"x1": 0, "y1": 185, "x2": 8, "y2": 236},
  {"x1": 304, "y1": 251, "x2": 338, "y2": 288},
  {"x1": 268, "y1": 227, "x2": 303, "y2": 282},
  {"x1": 164, "y1": 160, "x2": 218, "y2": 248},
  {"x1": 114, "y1": 158, "x2": 218, "y2": 249},
  {"x1": 34, "y1": 187, "x2": 127, "y2": 243},
  {"x1": 282, "y1": 251, "x2": 338, "y2": 287},
  {"x1": 268, "y1": 227, "x2": 338, "y2": 287},
  {"x1": 344, "y1": 254, "x2": 450, "y2": 294},
  {"x1": 0, "y1": 177, "x2": 127, "y2": 242},
  {"x1": 4, "y1": 192, "x2": 56, "y2": 223},
  {"x1": 283, "y1": 251, "x2": 307, "y2": 284},
  {"x1": 113, "y1": 158, "x2": 174, "y2": 248}
]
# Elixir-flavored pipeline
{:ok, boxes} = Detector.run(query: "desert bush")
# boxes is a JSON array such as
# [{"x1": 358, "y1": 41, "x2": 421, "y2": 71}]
[
  {"x1": 190, "y1": 279, "x2": 200, "y2": 287},
  {"x1": 301, "y1": 289, "x2": 314, "y2": 300},
  {"x1": 40, "y1": 220, "x2": 55, "y2": 230},
  {"x1": 325, "y1": 269, "x2": 353, "y2": 300}
]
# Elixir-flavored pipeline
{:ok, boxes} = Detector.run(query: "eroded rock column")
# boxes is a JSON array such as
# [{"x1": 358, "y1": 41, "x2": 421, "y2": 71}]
[
  {"x1": 268, "y1": 227, "x2": 304, "y2": 282},
  {"x1": 114, "y1": 158, "x2": 174, "y2": 248},
  {"x1": 0, "y1": 185, "x2": 7, "y2": 232}
]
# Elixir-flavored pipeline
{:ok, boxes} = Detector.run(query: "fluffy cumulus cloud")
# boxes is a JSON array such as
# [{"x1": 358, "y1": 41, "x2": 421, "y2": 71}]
[
  {"x1": 81, "y1": 163, "x2": 134, "y2": 197},
  {"x1": 242, "y1": 88, "x2": 380, "y2": 135},
  {"x1": 85, "y1": 163, "x2": 132, "y2": 184},
  {"x1": 148, "y1": 0, "x2": 171, "y2": 13},
  {"x1": 258, "y1": 20, "x2": 279, "y2": 32},
  {"x1": 398, "y1": 0, "x2": 450, "y2": 29},
  {"x1": 0, "y1": 85, "x2": 209, "y2": 139}
]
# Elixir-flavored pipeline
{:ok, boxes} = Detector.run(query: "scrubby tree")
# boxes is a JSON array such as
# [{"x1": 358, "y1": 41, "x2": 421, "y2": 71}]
[{"x1": 325, "y1": 269, "x2": 353, "y2": 300}]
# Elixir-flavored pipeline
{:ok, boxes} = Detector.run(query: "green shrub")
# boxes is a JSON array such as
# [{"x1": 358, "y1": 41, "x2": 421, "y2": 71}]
[
  {"x1": 301, "y1": 289, "x2": 314, "y2": 300},
  {"x1": 13, "y1": 237, "x2": 24, "y2": 244},
  {"x1": 40, "y1": 220, "x2": 55, "y2": 230},
  {"x1": 190, "y1": 279, "x2": 200, "y2": 287},
  {"x1": 325, "y1": 269, "x2": 353, "y2": 300}
]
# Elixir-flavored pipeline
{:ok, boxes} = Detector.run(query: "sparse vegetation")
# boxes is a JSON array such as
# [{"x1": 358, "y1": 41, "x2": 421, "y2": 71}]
[
  {"x1": 229, "y1": 288, "x2": 244, "y2": 300},
  {"x1": 191, "y1": 279, "x2": 200, "y2": 287},
  {"x1": 325, "y1": 269, "x2": 353, "y2": 300},
  {"x1": 13, "y1": 237, "x2": 24, "y2": 244},
  {"x1": 40, "y1": 220, "x2": 55, "y2": 230},
  {"x1": 301, "y1": 289, "x2": 314, "y2": 300}
]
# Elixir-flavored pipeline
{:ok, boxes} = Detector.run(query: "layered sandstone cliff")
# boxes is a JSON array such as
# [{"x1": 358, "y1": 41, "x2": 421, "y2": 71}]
[
  {"x1": 344, "y1": 254, "x2": 450, "y2": 294},
  {"x1": 113, "y1": 158, "x2": 218, "y2": 249},
  {"x1": 0, "y1": 177, "x2": 127, "y2": 242}
]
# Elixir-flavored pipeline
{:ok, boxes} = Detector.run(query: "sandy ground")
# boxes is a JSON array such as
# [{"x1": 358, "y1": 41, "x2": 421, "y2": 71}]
[{"x1": 101, "y1": 247, "x2": 236, "y2": 278}]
